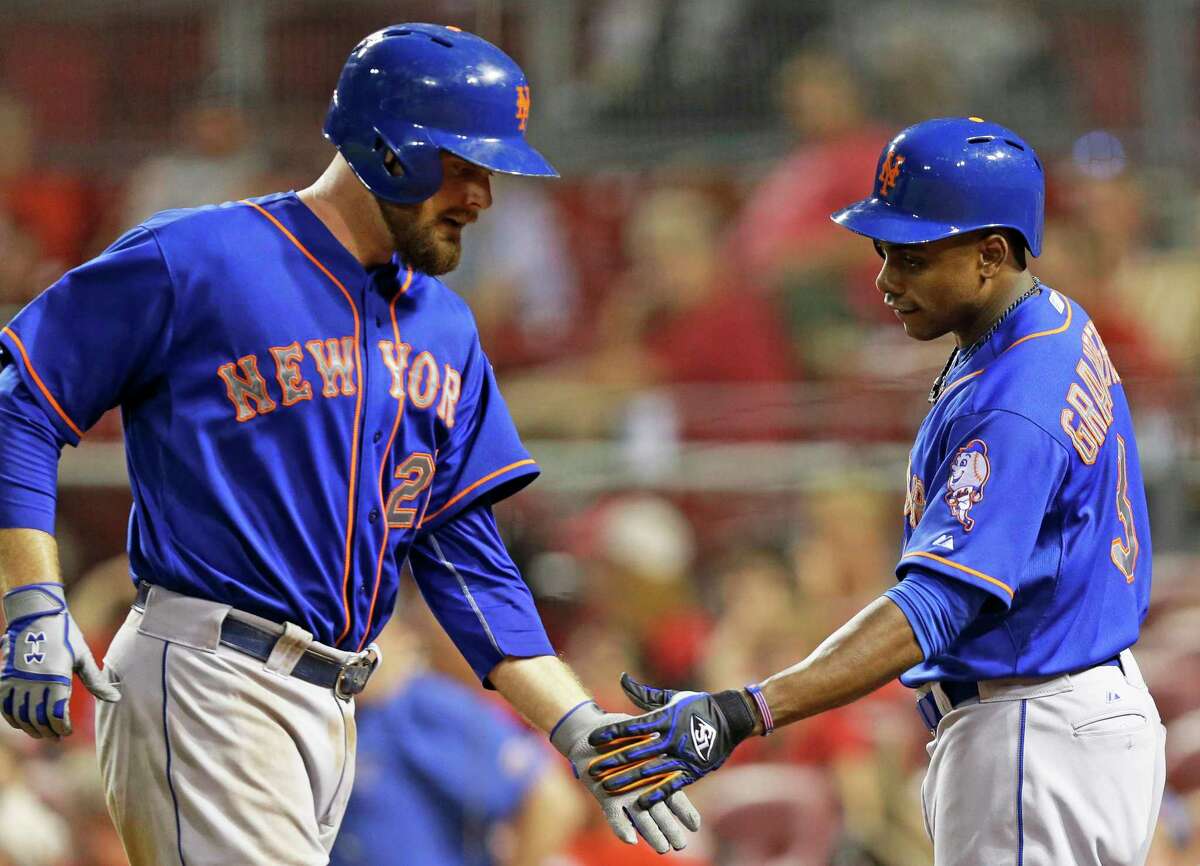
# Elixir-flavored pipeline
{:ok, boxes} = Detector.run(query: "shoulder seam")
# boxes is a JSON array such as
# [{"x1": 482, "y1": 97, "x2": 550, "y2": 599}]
[
  {"x1": 947, "y1": 407, "x2": 1073, "y2": 464},
  {"x1": 138, "y1": 226, "x2": 180, "y2": 381}
]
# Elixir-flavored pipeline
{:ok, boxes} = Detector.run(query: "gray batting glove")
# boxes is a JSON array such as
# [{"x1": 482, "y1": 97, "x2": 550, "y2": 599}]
[
  {"x1": 550, "y1": 700, "x2": 701, "y2": 853},
  {"x1": 1, "y1": 583, "x2": 121, "y2": 739}
]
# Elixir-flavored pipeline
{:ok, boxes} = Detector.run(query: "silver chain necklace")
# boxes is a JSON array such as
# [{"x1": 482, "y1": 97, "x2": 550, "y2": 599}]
[{"x1": 927, "y1": 276, "x2": 1043, "y2": 403}]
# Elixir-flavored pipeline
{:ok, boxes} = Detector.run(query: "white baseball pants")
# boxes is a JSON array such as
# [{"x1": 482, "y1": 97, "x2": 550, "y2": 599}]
[
  {"x1": 921, "y1": 649, "x2": 1165, "y2": 866},
  {"x1": 95, "y1": 586, "x2": 358, "y2": 866}
]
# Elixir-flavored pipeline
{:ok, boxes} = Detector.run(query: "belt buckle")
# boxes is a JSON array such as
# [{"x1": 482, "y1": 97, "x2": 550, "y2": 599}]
[{"x1": 334, "y1": 651, "x2": 377, "y2": 700}]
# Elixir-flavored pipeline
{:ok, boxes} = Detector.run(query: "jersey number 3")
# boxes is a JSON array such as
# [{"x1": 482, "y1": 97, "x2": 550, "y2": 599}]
[
  {"x1": 386, "y1": 452, "x2": 435, "y2": 529},
  {"x1": 1111, "y1": 435, "x2": 1139, "y2": 583}
]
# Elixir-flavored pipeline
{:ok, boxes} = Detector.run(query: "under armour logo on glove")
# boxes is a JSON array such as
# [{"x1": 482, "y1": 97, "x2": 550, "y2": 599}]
[
  {"x1": 23, "y1": 632, "x2": 47, "y2": 665},
  {"x1": 2, "y1": 583, "x2": 121, "y2": 739}
]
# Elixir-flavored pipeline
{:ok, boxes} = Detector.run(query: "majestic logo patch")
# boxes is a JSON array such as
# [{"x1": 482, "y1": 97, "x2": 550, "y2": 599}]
[
  {"x1": 878, "y1": 148, "x2": 905, "y2": 196},
  {"x1": 691, "y1": 715, "x2": 718, "y2": 763},
  {"x1": 904, "y1": 466, "x2": 926, "y2": 529},
  {"x1": 515, "y1": 85, "x2": 531, "y2": 131},
  {"x1": 946, "y1": 439, "x2": 990, "y2": 531},
  {"x1": 933, "y1": 533, "x2": 955, "y2": 551},
  {"x1": 24, "y1": 631, "x2": 46, "y2": 665}
]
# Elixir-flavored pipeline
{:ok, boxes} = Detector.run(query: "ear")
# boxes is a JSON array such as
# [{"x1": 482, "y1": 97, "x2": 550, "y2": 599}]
[{"x1": 978, "y1": 233, "x2": 1008, "y2": 279}]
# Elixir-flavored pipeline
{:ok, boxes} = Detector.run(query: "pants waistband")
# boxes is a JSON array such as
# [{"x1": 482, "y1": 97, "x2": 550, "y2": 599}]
[
  {"x1": 916, "y1": 654, "x2": 1128, "y2": 734},
  {"x1": 132, "y1": 582, "x2": 377, "y2": 700}
]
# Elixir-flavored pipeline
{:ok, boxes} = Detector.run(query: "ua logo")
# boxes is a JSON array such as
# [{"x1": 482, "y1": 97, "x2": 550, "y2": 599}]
[
  {"x1": 691, "y1": 714, "x2": 718, "y2": 763},
  {"x1": 24, "y1": 632, "x2": 46, "y2": 665},
  {"x1": 878, "y1": 148, "x2": 905, "y2": 196},
  {"x1": 515, "y1": 85, "x2": 531, "y2": 131}
]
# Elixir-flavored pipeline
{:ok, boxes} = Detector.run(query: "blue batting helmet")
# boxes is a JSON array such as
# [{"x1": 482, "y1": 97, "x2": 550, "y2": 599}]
[
  {"x1": 830, "y1": 117, "x2": 1044, "y2": 257},
  {"x1": 324, "y1": 23, "x2": 558, "y2": 204}
]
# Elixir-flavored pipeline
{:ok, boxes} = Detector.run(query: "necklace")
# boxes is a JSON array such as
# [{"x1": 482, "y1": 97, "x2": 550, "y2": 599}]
[{"x1": 927, "y1": 276, "x2": 1043, "y2": 403}]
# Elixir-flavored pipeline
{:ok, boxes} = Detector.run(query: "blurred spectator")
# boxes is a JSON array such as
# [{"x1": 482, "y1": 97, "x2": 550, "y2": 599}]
[
  {"x1": 722, "y1": 46, "x2": 889, "y2": 378},
  {"x1": 121, "y1": 80, "x2": 267, "y2": 225},
  {"x1": 1037, "y1": 166, "x2": 1184, "y2": 380},
  {"x1": 0, "y1": 731, "x2": 72, "y2": 866},
  {"x1": 505, "y1": 184, "x2": 798, "y2": 440},
  {"x1": 574, "y1": 0, "x2": 821, "y2": 123},
  {"x1": 448, "y1": 176, "x2": 580, "y2": 369},
  {"x1": 331, "y1": 614, "x2": 586, "y2": 866},
  {"x1": 566, "y1": 494, "x2": 711, "y2": 687},
  {"x1": 0, "y1": 91, "x2": 96, "y2": 309},
  {"x1": 850, "y1": 1, "x2": 1058, "y2": 128}
]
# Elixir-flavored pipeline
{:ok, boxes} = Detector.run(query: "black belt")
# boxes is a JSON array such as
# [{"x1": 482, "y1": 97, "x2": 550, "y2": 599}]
[
  {"x1": 917, "y1": 655, "x2": 1123, "y2": 733},
  {"x1": 133, "y1": 582, "x2": 375, "y2": 699}
]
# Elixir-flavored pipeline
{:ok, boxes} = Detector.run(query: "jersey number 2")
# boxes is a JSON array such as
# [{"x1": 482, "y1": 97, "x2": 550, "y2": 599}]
[
  {"x1": 386, "y1": 452, "x2": 435, "y2": 529},
  {"x1": 1111, "y1": 435, "x2": 1139, "y2": 583}
]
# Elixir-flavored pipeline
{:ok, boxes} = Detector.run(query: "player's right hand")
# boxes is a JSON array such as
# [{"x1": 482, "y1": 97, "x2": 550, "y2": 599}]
[
  {"x1": 1, "y1": 582, "x2": 121, "y2": 738},
  {"x1": 550, "y1": 700, "x2": 701, "y2": 854}
]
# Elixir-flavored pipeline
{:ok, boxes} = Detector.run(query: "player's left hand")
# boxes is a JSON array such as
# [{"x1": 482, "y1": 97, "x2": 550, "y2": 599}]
[
  {"x1": 587, "y1": 673, "x2": 757, "y2": 809},
  {"x1": 1, "y1": 583, "x2": 122, "y2": 739}
]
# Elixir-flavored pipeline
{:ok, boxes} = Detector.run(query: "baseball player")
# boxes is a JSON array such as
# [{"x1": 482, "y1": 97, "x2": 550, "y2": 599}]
[
  {"x1": 0, "y1": 24, "x2": 698, "y2": 865},
  {"x1": 584, "y1": 118, "x2": 1166, "y2": 866}
]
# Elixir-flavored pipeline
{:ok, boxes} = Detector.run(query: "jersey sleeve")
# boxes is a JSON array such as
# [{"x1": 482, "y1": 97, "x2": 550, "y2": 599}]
[
  {"x1": 898, "y1": 410, "x2": 1069, "y2": 607},
  {"x1": 408, "y1": 503, "x2": 555, "y2": 685},
  {"x1": 0, "y1": 227, "x2": 175, "y2": 446},
  {"x1": 885, "y1": 565, "x2": 992, "y2": 659},
  {"x1": 0, "y1": 365, "x2": 63, "y2": 533},
  {"x1": 419, "y1": 336, "x2": 538, "y2": 532}
]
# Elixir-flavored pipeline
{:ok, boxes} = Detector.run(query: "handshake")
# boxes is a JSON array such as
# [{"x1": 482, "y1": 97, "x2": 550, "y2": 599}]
[{"x1": 550, "y1": 674, "x2": 760, "y2": 854}]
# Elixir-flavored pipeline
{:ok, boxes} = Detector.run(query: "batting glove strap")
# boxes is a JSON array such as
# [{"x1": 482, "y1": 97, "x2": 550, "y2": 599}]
[
  {"x1": 549, "y1": 701, "x2": 701, "y2": 854},
  {"x1": 587, "y1": 685, "x2": 755, "y2": 808}
]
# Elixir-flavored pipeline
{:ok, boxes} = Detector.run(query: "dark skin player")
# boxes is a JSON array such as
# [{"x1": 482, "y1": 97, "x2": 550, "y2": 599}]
[{"x1": 582, "y1": 227, "x2": 1035, "y2": 789}]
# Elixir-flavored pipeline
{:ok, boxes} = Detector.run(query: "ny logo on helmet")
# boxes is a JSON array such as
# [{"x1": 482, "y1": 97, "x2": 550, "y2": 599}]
[
  {"x1": 515, "y1": 85, "x2": 531, "y2": 131},
  {"x1": 878, "y1": 148, "x2": 905, "y2": 196}
]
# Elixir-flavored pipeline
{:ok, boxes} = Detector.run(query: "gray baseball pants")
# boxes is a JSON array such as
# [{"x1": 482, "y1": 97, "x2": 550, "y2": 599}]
[
  {"x1": 921, "y1": 649, "x2": 1165, "y2": 866},
  {"x1": 95, "y1": 585, "x2": 359, "y2": 866}
]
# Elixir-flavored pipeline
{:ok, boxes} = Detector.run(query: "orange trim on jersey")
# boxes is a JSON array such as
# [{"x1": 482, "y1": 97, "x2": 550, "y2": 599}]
[
  {"x1": 1, "y1": 326, "x2": 85, "y2": 439},
  {"x1": 241, "y1": 200, "x2": 365, "y2": 646},
  {"x1": 935, "y1": 293, "x2": 1073, "y2": 403},
  {"x1": 937, "y1": 370, "x2": 984, "y2": 401},
  {"x1": 1002, "y1": 296, "x2": 1073, "y2": 352},
  {"x1": 419, "y1": 458, "x2": 538, "y2": 527},
  {"x1": 903, "y1": 551, "x2": 1014, "y2": 598},
  {"x1": 358, "y1": 267, "x2": 415, "y2": 652},
  {"x1": 399, "y1": 265, "x2": 413, "y2": 294}
]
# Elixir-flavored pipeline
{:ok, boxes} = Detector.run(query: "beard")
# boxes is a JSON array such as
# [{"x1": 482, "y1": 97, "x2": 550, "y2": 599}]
[{"x1": 376, "y1": 198, "x2": 464, "y2": 276}]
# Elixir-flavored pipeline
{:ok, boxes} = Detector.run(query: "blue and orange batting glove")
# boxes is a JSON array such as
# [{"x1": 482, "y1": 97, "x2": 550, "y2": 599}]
[{"x1": 587, "y1": 673, "x2": 757, "y2": 809}]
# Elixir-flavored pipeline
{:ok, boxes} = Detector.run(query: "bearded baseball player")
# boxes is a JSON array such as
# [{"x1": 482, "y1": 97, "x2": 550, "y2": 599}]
[
  {"x1": 0, "y1": 24, "x2": 698, "y2": 865},
  {"x1": 586, "y1": 117, "x2": 1166, "y2": 865}
]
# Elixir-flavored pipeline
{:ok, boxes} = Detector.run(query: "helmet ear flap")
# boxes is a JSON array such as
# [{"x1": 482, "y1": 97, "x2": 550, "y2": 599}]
[
  {"x1": 374, "y1": 128, "x2": 443, "y2": 203},
  {"x1": 335, "y1": 124, "x2": 444, "y2": 205}
]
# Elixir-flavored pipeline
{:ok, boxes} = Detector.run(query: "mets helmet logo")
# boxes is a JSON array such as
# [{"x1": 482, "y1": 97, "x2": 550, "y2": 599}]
[
  {"x1": 878, "y1": 147, "x2": 905, "y2": 196},
  {"x1": 945, "y1": 439, "x2": 990, "y2": 531},
  {"x1": 515, "y1": 85, "x2": 531, "y2": 131}
]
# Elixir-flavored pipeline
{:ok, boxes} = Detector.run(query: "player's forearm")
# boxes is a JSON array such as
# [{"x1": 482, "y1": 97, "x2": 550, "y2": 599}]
[
  {"x1": 489, "y1": 654, "x2": 592, "y2": 733},
  {"x1": 757, "y1": 596, "x2": 923, "y2": 730},
  {"x1": 0, "y1": 528, "x2": 62, "y2": 592}
]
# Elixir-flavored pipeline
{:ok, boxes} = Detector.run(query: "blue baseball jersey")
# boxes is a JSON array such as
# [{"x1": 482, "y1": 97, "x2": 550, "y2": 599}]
[
  {"x1": 0, "y1": 193, "x2": 543, "y2": 653},
  {"x1": 330, "y1": 673, "x2": 547, "y2": 866},
  {"x1": 896, "y1": 286, "x2": 1152, "y2": 684}
]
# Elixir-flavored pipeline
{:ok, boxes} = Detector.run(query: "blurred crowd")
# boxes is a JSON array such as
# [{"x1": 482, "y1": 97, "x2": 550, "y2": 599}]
[{"x1": 2, "y1": 1, "x2": 1200, "y2": 865}]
